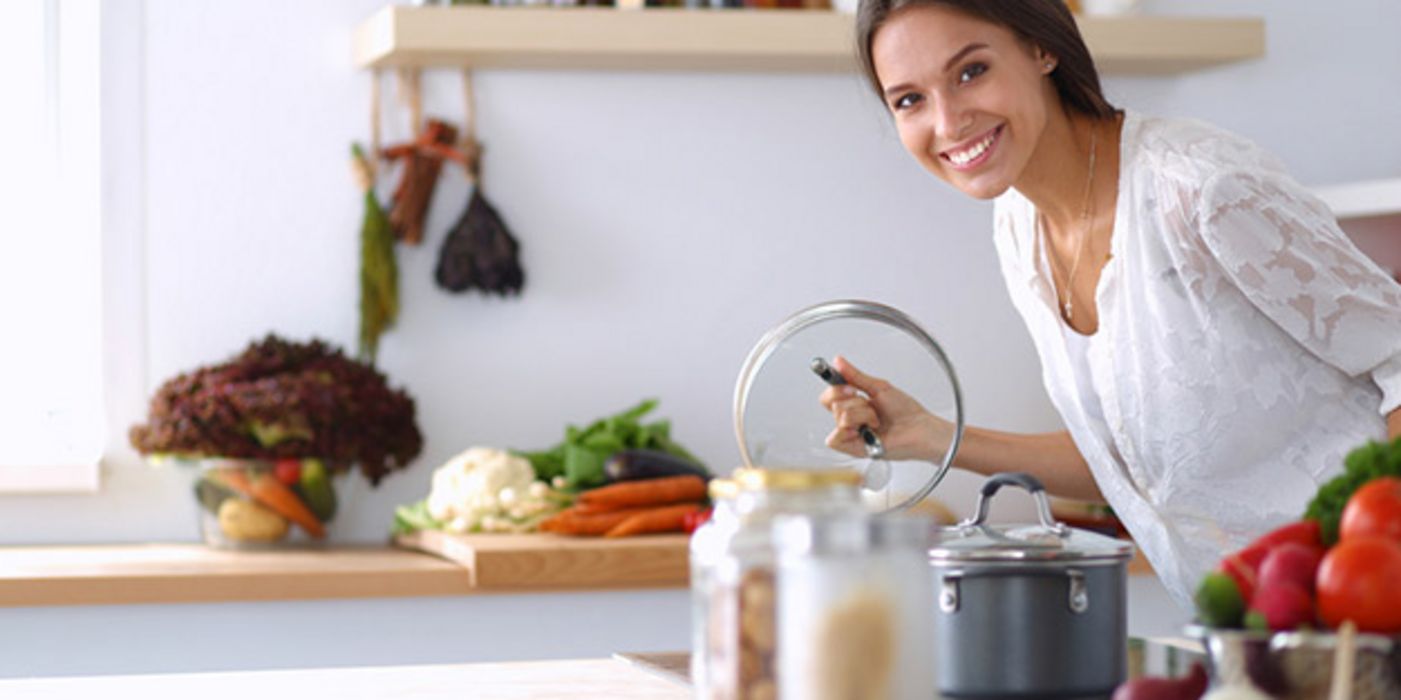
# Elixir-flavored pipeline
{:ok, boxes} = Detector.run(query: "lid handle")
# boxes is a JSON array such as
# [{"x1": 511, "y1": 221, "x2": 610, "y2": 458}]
[{"x1": 958, "y1": 472, "x2": 1068, "y2": 536}]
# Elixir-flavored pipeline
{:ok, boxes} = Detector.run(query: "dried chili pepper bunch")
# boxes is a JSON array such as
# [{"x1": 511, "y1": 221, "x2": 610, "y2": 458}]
[{"x1": 129, "y1": 335, "x2": 423, "y2": 486}]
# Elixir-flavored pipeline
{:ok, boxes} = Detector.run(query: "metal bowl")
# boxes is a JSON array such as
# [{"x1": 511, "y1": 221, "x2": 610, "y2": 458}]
[{"x1": 1186, "y1": 625, "x2": 1401, "y2": 699}]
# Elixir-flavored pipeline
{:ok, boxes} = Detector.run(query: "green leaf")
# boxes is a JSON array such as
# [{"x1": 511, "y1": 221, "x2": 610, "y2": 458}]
[
  {"x1": 564, "y1": 443, "x2": 608, "y2": 489},
  {"x1": 391, "y1": 500, "x2": 441, "y2": 536}
]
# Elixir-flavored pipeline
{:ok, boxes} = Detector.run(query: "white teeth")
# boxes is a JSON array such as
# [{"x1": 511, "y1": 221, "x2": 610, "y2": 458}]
[{"x1": 947, "y1": 130, "x2": 996, "y2": 166}]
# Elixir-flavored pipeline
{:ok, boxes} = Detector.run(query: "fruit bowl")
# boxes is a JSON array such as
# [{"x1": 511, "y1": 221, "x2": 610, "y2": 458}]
[
  {"x1": 186, "y1": 457, "x2": 350, "y2": 549},
  {"x1": 1186, "y1": 624, "x2": 1401, "y2": 699}
]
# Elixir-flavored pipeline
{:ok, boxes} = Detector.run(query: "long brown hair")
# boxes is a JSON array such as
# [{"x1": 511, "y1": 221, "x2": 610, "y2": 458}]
[{"x1": 856, "y1": 0, "x2": 1117, "y2": 119}]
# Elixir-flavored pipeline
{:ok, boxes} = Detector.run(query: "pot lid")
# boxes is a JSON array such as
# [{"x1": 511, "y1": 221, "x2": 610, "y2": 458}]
[
  {"x1": 732, "y1": 300, "x2": 964, "y2": 513},
  {"x1": 929, "y1": 473, "x2": 1134, "y2": 563}
]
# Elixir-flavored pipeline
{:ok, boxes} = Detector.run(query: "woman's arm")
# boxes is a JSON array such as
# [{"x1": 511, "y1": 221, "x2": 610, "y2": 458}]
[
  {"x1": 952, "y1": 427, "x2": 1103, "y2": 502},
  {"x1": 1390, "y1": 407, "x2": 1400, "y2": 441},
  {"x1": 821, "y1": 356, "x2": 1104, "y2": 502}
]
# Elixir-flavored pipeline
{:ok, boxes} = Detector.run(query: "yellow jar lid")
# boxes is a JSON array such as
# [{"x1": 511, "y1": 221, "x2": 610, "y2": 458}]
[
  {"x1": 732, "y1": 467, "x2": 862, "y2": 491},
  {"x1": 708, "y1": 478, "x2": 738, "y2": 501}
]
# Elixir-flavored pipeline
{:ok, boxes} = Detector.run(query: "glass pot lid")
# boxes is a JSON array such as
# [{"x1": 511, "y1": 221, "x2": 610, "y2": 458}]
[{"x1": 732, "y1": 300, "x2": 965, "y2": 513}]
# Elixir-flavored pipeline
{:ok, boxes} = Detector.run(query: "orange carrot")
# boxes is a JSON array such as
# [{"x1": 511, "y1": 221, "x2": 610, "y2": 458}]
[
  {"x1": 577, "y1": 475, "x2": 707, "y2": 512},
  {"x1": 604, "y1": 503, "x2": 702, "y2": 538},
  {"x1": 540, "y1": 505, "x2": 655, "y2": 536},
  {"x1": 215, "y1": 468, "x2": 326, "y2": 538}
]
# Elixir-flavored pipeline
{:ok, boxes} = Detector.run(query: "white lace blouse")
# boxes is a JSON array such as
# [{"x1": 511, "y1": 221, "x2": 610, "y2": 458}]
[{"x1": 992, "y1": 111, "x2": 1401, "y2": 610}]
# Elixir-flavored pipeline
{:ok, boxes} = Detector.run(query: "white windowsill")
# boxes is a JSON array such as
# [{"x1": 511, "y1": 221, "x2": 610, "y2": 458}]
[{"x1": 0, "y1": 463, "x2": 101, "y2": 493}]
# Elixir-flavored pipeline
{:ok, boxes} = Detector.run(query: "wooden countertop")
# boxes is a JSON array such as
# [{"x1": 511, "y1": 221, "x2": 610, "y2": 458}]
[
  {"x1": 0, "y1": 657, "x2": 690, "y2": 700},
  {"x1": 0, "y1": 543, "x2": 472, "y2": 607},
  {"x1": 0, "y1": 535, "x2": 692, "y2": 608}
]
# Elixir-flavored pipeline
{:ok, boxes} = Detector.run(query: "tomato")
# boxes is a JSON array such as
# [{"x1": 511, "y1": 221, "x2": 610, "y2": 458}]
[
  {"x1": 1217, "y1": 544, "x2": 1269, "y2": 604},
  {"x1": 1248, "y1": 519, "x2": 1321, "y2": 552},
  {"x1": 1340, "y1": 476, "x2": 1401, "y2": 543},
  {"x1": 682, "y1": 507, "x2": 713, "y2": 534},
  {"x1": 1316, "y1": 536, "x2": 1401, "y2": 634},
  {"x1": 273, "y1": 458, "x2": 302, "y2": 487}
]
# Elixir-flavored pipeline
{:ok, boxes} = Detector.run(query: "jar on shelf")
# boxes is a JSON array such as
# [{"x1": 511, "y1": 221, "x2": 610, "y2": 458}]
[
  {"x1": 771, "y1": 512, "x2": 936, "y2": 700},
  {"x1": 690, "y1": 467, "x2": 865, "y2": 700}
]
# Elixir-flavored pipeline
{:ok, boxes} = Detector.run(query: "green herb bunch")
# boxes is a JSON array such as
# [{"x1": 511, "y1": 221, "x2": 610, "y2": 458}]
[{"x1": 1304, "y1": 436, "x2": 1401, "y2": 545}]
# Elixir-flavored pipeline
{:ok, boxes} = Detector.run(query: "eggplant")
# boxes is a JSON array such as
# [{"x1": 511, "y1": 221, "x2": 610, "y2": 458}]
[{"x1": 604, "y1": 449, "x2": 710, "y2": 483}]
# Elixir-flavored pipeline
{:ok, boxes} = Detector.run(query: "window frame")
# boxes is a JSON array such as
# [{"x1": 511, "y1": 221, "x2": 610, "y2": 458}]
[{"x1": 0, "y1": 0, "x2": 145, "y2": 494}]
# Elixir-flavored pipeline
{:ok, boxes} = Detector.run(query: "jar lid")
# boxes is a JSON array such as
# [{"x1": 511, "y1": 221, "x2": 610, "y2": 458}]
[
  {"x1": 928, "y1": 473, "x2": 1134, "y2": 564},
  {"x1": 708, "y1": 478, "x2": 739, "y2": 501},
  {"x1": 732, "y1": 300, "x2": 964, "y2": 513},
  {"x1": 733, "y1": 467, "x2": 863, "y2": 492}
]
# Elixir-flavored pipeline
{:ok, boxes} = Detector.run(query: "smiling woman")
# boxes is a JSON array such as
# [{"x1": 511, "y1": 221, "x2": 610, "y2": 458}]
[{"x1": 819, "y1": 0, "x2": 1401, "y2": 611}]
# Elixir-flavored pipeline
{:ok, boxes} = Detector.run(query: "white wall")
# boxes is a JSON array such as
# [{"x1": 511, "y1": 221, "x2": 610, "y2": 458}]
[
  {"x1": 10, "y1": 0, "x2": 1397, "y2": 545},
  {"x1": 1, "y1": 0, "x2": 1398, "y2": 673}
]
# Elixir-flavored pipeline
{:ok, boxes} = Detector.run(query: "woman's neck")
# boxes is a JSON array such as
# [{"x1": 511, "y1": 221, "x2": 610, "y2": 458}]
[{"x1": 1015, "y1": 112, "x2": 1116, "y2": 231}]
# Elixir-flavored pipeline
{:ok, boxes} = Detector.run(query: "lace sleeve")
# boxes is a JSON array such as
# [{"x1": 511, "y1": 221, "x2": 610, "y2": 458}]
[{"x1": 1196, "y1": 169, "x2": 1401, "y2": 415}]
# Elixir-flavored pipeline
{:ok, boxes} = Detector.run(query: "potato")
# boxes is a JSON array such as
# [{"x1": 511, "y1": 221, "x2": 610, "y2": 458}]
[{"x1": 218, "y1": 499, "x2": 290, "y2": 542}]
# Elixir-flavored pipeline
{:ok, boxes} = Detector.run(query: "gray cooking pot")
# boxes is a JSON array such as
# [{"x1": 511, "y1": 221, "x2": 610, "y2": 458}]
[{"x1": 930, "y1": 473, "x2": 1134, "y2": 699}]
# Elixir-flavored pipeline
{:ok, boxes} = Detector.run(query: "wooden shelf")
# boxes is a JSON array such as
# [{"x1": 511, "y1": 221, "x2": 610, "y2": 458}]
[
  {"x1": 0, "y1": 544, "x2": 471, "y2": 607},
  {"x1": 1314, "y1": 177, "x2": 1401, "y2": 221},
  {"x1": 352, "y1": 6, "x2": 1264, "y2": 75}
]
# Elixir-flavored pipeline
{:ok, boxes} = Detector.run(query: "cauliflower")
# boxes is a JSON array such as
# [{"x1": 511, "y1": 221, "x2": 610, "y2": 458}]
[{"x1": 426, "y1": 447, "x2": 536, "y2": 523}]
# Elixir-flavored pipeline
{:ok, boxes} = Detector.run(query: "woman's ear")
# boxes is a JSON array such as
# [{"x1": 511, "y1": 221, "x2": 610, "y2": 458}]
[{"x1": 1035, "y1": 47, "x2": 1058, "y2": 74}]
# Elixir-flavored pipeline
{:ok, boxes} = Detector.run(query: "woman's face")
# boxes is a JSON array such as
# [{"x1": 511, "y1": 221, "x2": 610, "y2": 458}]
[{"x1": 872, "y1": 4, "x2": 1057, "y2": 199}]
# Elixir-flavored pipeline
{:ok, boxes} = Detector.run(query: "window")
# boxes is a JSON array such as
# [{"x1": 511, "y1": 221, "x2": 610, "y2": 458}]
[{"x1": 0, "y1": 0, "x2": 103, "y2": 491}]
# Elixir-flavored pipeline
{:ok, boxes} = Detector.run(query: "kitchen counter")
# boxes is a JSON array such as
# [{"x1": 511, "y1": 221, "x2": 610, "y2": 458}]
[
  {"x1": 0, "y1": 642, "x2": 1205, "y2": 699},
  {"x1": 0, "y1": 657, "x2": 690, "y2": 699}
]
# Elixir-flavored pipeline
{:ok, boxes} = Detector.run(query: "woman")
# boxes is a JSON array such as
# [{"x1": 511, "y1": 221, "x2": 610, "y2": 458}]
[{"x1": 821, "y1": 0, "x2": 1401, "y2": 609}]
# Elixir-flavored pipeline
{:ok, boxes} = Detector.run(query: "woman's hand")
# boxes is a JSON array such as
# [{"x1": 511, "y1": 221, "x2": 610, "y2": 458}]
[{"x1": 818, "y1": 356, "x2": 954, "y2": 463}]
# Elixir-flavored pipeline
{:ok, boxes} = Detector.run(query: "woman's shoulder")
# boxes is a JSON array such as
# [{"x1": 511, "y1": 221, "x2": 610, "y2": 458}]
[{"x1": 1124, "y1": 111, "x2": 1290, "y2": 186}]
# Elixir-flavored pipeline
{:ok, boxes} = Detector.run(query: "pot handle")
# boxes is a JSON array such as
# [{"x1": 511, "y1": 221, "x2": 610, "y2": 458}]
[{"x1": 958, "y1": 472, "x2": 1068, "y2": 536}]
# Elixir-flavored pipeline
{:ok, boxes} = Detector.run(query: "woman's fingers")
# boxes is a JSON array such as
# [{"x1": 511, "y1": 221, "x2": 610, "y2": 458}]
[
  {"x1": 825, "y1": 427, "x2": 867, "y2": 457},
  {"x1": 833, "y1": 355, "x2": 891, "y2": 396},
  {"x1": 831, "y1": 397, "x2": 879, "y2": 430},
  {"x1": 819, "y1": 384, "x2": 855, "y2": 410}
]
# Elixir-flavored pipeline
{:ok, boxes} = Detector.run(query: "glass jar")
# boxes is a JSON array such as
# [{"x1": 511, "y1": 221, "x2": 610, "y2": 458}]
[
  {"x1": 772, "y1": 512, "x2": 935, "y2": 700},
  {"x1": 188, "y1": 457, "x2": 348, "y2": 549},
  {"x1": 690, "y1": 467, "x2": 865, "y2": 700}
]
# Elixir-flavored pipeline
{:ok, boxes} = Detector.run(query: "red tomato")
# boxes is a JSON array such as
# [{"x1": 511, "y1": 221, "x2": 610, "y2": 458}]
[
  {"x1": 1316, "y1": 536, "x2": 1401, "y2": 634},
  {"x1": 1249, "y1": 519, "x2": 1321, "y2": 552},
  {"x1": 1218, "y1": 544, "x2": 1269, "y2": 605},
  {"x1": 683, "y1": 508, "x2": 713, "y2": 535},
  {"x1": 273, "y1": 458, "x2": 302, "y2": 486},
  {"x1": 1340, "y1": 476, "x2": 1401, "y2": 543}
]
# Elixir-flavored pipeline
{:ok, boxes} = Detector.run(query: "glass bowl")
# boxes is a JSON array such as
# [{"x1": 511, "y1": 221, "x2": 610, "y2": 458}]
[{"x1": 186, "y1": 457, "x2": 350, "y2": 549}]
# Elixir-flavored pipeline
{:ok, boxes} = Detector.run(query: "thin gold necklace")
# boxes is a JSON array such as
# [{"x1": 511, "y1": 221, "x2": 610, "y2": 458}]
[{"x1": 1042, "y1": 126, "x2": 1098, "y2": 323}]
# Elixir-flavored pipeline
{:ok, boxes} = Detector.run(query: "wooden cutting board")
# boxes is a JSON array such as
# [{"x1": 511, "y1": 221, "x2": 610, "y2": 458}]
[{"x1": 395, "y1": 531, "x2": 690, "y2": 590}]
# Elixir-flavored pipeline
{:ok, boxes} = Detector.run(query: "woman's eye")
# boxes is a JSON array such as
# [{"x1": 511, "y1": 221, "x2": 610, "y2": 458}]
[
  {"x1": 958, "y1": 62, "x2": 988, "y2": 84},
  {"x1": 892, "y1": 93, "x2": 922, "y2": 111}
]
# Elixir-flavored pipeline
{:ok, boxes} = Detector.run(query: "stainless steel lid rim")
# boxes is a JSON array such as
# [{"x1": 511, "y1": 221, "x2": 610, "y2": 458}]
[
  {"x1": 732, "y1": 299, "x2": 965, "y2": 512},
  {"x1": 928, "y1": 553, "x2": 1131, "y2": 566}
]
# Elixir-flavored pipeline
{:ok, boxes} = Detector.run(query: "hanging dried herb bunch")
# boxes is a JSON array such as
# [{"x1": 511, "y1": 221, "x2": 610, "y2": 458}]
[
  {"x1": 436, "y1": 183, "x2": 525, "y2": 295},
  {"x1": 129, "y1": 335, "x2": 423, "y2": 486},
  {"x1": 352, "y1": 143, "x2": 398, "y2": 363},
  {"x1": 434, "y1": 70, "x2": 525, "y2": 296}
]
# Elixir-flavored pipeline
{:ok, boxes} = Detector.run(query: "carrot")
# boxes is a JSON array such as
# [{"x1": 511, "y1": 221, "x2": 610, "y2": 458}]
[
  {"x1": 577, "y1": 475, "x2": 707, "y2": 512},
  {"x1": 214, "y1": 468, "x2": 326, "y2": 538},
  {"x1": 540, "y1": 505, "x2": 656, "y2": 536},
  {"x1": 604, "y1": 503, "x2": 702, "y2": 538}
]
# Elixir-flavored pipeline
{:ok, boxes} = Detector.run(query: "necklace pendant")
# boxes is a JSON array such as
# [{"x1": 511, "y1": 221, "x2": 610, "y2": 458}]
[{"x1": 1064, "y1": 299, "x2": 1073, "y2": 321}]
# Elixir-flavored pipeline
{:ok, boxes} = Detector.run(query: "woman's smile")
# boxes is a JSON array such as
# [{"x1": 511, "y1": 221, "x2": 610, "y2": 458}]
[{"x1": 941, "y1": 124, "x2": 1004, "y2": 171}]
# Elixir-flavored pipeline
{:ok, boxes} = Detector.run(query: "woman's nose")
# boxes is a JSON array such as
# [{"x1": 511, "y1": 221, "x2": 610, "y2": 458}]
[{"x1": 932, "y1": 98, "x2": 972, "y2": 143}]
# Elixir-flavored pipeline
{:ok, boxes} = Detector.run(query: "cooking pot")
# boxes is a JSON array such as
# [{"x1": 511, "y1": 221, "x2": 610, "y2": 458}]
[{"x1": 930, "y1": 472, "x2": 1134, "y2": 698}]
